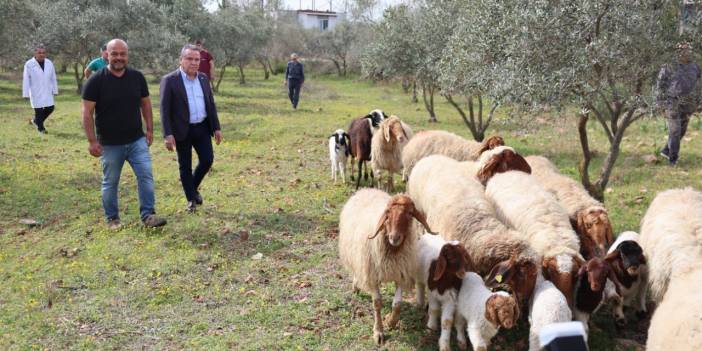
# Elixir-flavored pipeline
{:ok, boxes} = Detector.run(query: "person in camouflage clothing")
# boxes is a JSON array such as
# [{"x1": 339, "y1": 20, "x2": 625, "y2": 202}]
[{"x1": 655, "y1": 42, "x2": 701, "y2": 166}]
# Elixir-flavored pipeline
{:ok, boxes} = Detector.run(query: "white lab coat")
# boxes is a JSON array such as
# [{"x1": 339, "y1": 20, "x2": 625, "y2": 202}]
[{"x1": 22, "y1": 57, "x2": 58, "y2": 108}]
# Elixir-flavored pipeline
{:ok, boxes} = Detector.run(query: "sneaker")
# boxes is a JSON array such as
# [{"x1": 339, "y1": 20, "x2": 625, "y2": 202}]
[
  {"x1": 659, "y1": 150, "x2": 669, "y2": 160},
  {"x1": 194, "y1": 192, "x2": 203, "y2": 205},
  {"x1": 142, "y1": 214, "x2": 167, "y2": 228},
  {"x1": 187, "y1": 201, "x2": 197, "y2": 213},
  {"x1": 107, "y1": 219, "x2": 121, "y2": 230}
]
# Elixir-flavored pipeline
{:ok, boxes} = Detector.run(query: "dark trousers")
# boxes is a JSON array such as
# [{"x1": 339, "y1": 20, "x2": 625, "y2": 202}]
[
  {"x1": 663, "y1": 100, "x2": 694, "y2": 163},
  {"x1": 288, "y1": 78, "x2": 302, "y2": 108},
  {"x1": 33, "y1": 105, "x2": 54, "y2": 131},
  {"x1": 175, "y1": 122, "x2": 214, "y2": 202}
]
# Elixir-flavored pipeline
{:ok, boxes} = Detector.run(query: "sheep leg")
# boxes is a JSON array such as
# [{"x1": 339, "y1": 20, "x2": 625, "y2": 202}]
[
  {"x1": 387, "y1": 173, "x2": 395, "y2": 193},
  {"x1": 468, "y1": 326, "x2": 488, "y2": 351},
  {"x1": 331, "y1": 160, "x2": 337, "y2": 183},
  {"x1": 415, "y1": 282, "x2": 426, "y2": 309},
  {"x1": 636, "y1": 281, "x2": 649, "y2": 320},
  {"x1": 454, "y1": 314, "x2": 467, "y2": 351},
  {"x1": 384, "y1": 285, "x2": 402, "y2": 328},
  {"x1": 350, "y1": 158, "x2": 356, "y2": 181},
  {"x1": 340, "y1": 161, "x2": 346, "y2": 184},
  {"x1": 355, "y1": 160, "x2": 363, "y2": 190},
  {"x1": 427, "y1": 295, "x2": 440, "y2": 331},
  {"x1": 612, "y1": 294, "x2": 626, "y2": 327},
  {"x1": 438, "y1": 300, "x2": 455, "y2": 351},
  {"x1": 372, "y1": 288, "x2": 384, "y2": 345},
  {"x1": 363, "y1": 161, "x2": 369, "y2": 181}
]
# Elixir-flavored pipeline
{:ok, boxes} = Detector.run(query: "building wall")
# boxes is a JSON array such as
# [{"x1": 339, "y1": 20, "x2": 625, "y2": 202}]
[{"x1": 297, "y1": 12, "x2": 346, "y2": 30}]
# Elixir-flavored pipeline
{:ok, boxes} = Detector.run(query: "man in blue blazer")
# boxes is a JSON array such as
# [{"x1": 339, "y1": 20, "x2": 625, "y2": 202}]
[{"x1": 160, "y1": 44, "x2": 223, "y2": 212}]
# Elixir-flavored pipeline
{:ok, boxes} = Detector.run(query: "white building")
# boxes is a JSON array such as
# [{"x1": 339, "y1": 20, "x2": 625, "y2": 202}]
[{"x1": 295, "y1": 10, "x2": 346, "y2": 31}]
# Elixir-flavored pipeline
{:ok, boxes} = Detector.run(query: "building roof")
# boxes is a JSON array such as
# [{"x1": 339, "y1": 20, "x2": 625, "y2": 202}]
[{"x1": 296, "y1": 9, "x2": 338, "y2": 16}]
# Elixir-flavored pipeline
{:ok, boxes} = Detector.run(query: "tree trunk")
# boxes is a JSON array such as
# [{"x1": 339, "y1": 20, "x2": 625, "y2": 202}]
[
  {"x1": 215, "y1": 64, "x2": 227, "y2": 92},
  {"x1": 401, "y1": 77, "x2": 410, "y2": 93},
  {"x1": 258, "y1": 58, "x2": 270, "y2": 80},
  {"x1": 238, "y1": 64, "x2": 246, "y2": 85},
  {"x1": 445, "y1": 94, "x2": 480, "y2": 141},
  {"x1": 331, "y1": 59, "x2": 342, "y2": 76},
  {"x1": 411, "y1": 81, "x2": 418, "y2": 103},
  {"x1": 266, "y1": 58, "x2": 277, "y2": 76},
  {"x1": 342, "y1": 58, "x2": 347, "y2": 76},
  {"x1": 61, "y1": 63, "x2": 68, "y2": 73},
  {"x1": 72, "y1": 63, "x2": 83, "y2": 94},
  {"x1": 422, "y1": 83, "x2": 437, "y2": 123},
  {"x1": 577, "y1": 112, "x2": 603, "y2": 201}
]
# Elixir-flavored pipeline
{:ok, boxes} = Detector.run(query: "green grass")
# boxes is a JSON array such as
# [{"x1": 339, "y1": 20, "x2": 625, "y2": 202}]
[{"x1": 1, "y1": 68, "x2": 700, "y2": 350}]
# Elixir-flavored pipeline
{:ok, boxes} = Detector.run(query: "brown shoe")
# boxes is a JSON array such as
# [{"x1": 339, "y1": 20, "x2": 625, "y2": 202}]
[
  {"x1": 142, "y1": 214, "x2": 167, "y2": 228},
  {"x1": 107, "y1": 219, "x2": 121, "y2": 230}
]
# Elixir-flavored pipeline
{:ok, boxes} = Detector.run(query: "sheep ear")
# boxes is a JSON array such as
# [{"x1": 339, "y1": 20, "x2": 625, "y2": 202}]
[
  {"x1": 604, "y1": 219, "x2": 614, "y2": 247},
  {"x1": 486, "y1": 259, "x2": 513, "y2": 287},
  {"x1": 604, "y1": 249, "x2": 619, "y2": 263},
  {"x1": 383, "y1": 123, "x2": 390, "y2": 142},
  {"x1": 639, "y1": 253, "x2": 647, "y2": 265},
  {"x1": 477, "y1": 155, "x2": 499, "y2": 186},
  {"x1": 433, "y1": 255, "x2": 447, "y2": 282},
  {"x1": 368, "y1": 212, "x2": 387, "y2": 239},
  {"x1": 476, "y1": 135, "x2": 504, "y2": 155},
  {"x1": 411, "y1": 207, "x2": 435, "y2": 234},
  {"x1": 509, "y1": 152, "x2": 532, "y2": 174},
  {"x1": 484, "y1": 295, "x2": 500, "y2": 328},
  {"x1": 575, "y1": 211, "x2": 587, "y2": 236}
]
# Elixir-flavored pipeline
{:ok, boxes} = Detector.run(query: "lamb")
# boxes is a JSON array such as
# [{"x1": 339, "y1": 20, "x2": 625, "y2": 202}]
[
  {"x1": 601, "y1": 231, "x2": 648, "y2": 327},
  {"x1": 328, "y1": 129, "x2": 350, "y2": 183},
  {"x1": 484, "y1": 170, "x2": 583, "y2": 307},
  {"x1": 525, "y1": 155, "x2": 613, "y2": 259},
  {"x1": 347, "y1": 109, "x2": 387, "y2": 189},
  {"x1": 572, "y1": 256, "x2": 622, "y2": 332},
  {"x1": 408, "y1": 154, "x2": 538, "y2": 305},
  {"x1": 338, "y1": 189, "x2": 434, "y2": 344},
  {"x1": 415, "y1": 234, "x2": 471, "y2": 351},
  {"x1": 639, "y1": 188, "x2": 702, "y2": 350},
  {"x1": 528, "y1": 273, "x2": 573, "y2": 351},
  {"x1": 400, "y1": 130, "x2": 504, "y2": 180},
  {"x1": 454, "y1": 272, "x2": 520, "y2": 351},
  {"x1": 370, "y1": 115, "x2": 413, "y2": 191}
]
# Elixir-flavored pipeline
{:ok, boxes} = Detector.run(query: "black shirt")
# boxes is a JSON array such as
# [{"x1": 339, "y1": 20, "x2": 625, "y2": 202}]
[
  {"x1": 82, "y1": 67, "x2": 149, "y2": 145},
  {"x1": 38, "y1": 60, "x2": 45, "y2": 71}
]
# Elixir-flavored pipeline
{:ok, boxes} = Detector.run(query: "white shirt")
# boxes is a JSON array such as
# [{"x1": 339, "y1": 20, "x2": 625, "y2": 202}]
[{"x1": 22, "y1": 57, "x2": 58, "y2": 108}]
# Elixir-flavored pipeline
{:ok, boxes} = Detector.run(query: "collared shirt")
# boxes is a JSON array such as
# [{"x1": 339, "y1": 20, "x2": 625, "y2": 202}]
[{"x1": 179, "y1": 68, "x2": 207, "y2": 124}]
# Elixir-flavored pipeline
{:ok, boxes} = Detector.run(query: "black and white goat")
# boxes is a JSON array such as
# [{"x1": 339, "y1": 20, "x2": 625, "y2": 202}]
[{"x1": 329, "y1": 129, "x2": 350, "y2": 183}]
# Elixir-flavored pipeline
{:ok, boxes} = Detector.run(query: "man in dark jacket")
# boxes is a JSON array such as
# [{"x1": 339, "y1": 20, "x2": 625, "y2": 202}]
[
  {"x1": 655, "y1": 41, "x2": 701, "y2": 166},
  {"x1": 284, "y1": 53, "x2": 305, "y2": 109},
  {"x1": 160, "y1": 44, "x2": 223, "y2": 212}
]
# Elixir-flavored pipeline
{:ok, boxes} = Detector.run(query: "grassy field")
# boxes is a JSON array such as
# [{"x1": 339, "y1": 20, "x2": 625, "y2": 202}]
[{"x1": 1, "y1": 67, "x2": 701, "y2": 351}]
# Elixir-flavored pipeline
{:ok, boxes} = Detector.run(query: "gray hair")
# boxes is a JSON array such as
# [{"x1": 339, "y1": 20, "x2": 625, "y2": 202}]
[
  {"x1": 290, "y1": 53, "x2": 298, "y2": 59},
  {"x1": 35, "y1": 44, "x2": 46, "y2": 51},
  {"x1": 181, "y1": 44, "x2": 200, "y2": 58}
]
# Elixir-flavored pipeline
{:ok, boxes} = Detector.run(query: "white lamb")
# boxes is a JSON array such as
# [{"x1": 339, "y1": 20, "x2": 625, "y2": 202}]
[
  {"x1": 338, "y1": 188, "x2": 434, "y2": 345},
  {"x1": 485, "y1": 170, "x2": 583, "y2": 307},
  {"x1": 640, "y1": 188, "x2": 702, "y2": 350},
  {"x1": 454, "y1": 272, "x2": 520, "y2": 351},
  {"x1": 370, "y1": 115, "x2": 413, "y2": 191},
  {"x1": 528, "y1": 273, "x2": 574, "y2": 351},
  {"x1": 328, "y1": 129, "x2": 350, "y2": 183}
]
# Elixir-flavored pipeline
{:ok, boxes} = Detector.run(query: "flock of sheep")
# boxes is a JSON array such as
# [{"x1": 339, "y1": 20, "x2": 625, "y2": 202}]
[{"x1": 328, "y1": 110, "x2": 702, "y2": 350}]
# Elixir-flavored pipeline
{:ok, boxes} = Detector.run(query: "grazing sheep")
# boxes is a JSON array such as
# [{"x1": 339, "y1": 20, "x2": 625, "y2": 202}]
[
  {"x1": 528, "y1": 273, "x2": 573, "y2": 351},
  {"x1": 401, "y1": 130, "x2": 504, "y2": 180},
  {"x1": 454, "y1": 272, "x2": 520, "y2": 351},
  {"x1": 475, "y1": 146, "x2": 532, "y2": 185},
  {"x1": 485, "y1": 170, "x2": 583, "y2": 307},
  {"x1": 572, "y1": 256, "x2": 622, "y2": 332},
  {"x1": 639, "y1": 188, "x2": 702, "y2": 350},
  {"x1": 348, "y1": 109, "x2": 387, "y2": 189},
  {"x1": 601, "y1": 231, "x2": 649, "y2": 327},
  {"x1": 415, "y1": 234, "x2": 471, "y2": 351},
  {"x1": 408, "y1": 155, "x2": 538, "y2": 304},
  {"x1": 525, "y1": 155, "x2": 613, "y2": 259},
  {"x1": 338, "y1": 189, "x2": 434, "y2": 344},
  {"x1": 370, "y1": 115, "x2": 413, "y2": 191},
  {"x1": 328, "y1": 129, "x2": 350, "y2": 183}
]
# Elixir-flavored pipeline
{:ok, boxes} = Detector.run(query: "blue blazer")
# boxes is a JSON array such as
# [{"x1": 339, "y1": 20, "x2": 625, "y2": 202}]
[{"x1": 160, "y1": 69, "x2": 221, "y2": 141}]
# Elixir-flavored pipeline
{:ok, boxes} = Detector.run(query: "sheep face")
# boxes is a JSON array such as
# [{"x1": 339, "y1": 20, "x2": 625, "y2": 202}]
[
  {"x1": 543, "y1": 254, "x2": 581, "y2": 307},
  {"x1": 578, "y1": 257, "x2": 611, "y2": 292},
  {"x1": 485, "y1": 293, "x2": 520, "y2": 329},
  {"x1": 382, "y1": 116, "x2": 408, "y2": 144},
  {"x1": 485, "y1": 257, "x2": 538, "y2": 304},
  {"x1": 477, "y1": 147, "x2": 532, "y2": 185},
  {"x1": 575, "y1": 207, "x2": 614, "y2": 258},
  {"x1": 609, "y1": 240, "x2": 646, "y2": 276},
  {"x1": 370, "y1": 195, "x2": 433, "y2": 247},
  {"x1": 475, "y1": 135, "x2": 505, "y2": 155}
]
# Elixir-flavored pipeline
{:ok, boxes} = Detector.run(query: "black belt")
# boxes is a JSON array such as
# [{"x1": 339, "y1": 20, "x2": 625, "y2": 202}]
[{"x1": 190, "y1": 119, "x2": 207, "y2": 126}]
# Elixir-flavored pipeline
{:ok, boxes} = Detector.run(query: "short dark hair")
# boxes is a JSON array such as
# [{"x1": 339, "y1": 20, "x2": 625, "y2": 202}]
[{"x1": 195, "y1": 40, "x2": 202, "y2": 45}]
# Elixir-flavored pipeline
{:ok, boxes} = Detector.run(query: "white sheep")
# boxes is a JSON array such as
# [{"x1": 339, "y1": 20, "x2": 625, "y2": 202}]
[
  {"x1": 601, "y1": 231, "x2": 648, "y2": 327},
  {"x1": 328, "y1": 129, "x2": 350, "y2": 183},
  {"x1": 400, "y1": 130, "x2": 504, "y2": 181},
  {"x1": 484, "y1": 170, "x2": 583, "y2": 307},
  {"x1": 454, "y1": 272, "x2": 520, "y2": 351},
  {"x1": 528, "y1": 273, "x2": 574, "y2": 351},
  {"x1": 415, "y1": 234, "x2": 471, "y2": 351},
  {"x1": 338, "y1": 188, "x2": 434, "y2": 345},
  {"x1": 370, "y1": 115, "x2": 413, "y2": 191},
  {"x1": 526, "y1": 155, "x2": 613, "y2": 259},
  {"x1": 407, "y1": 155, "x2": 539, "y2": 304},
  {"x1": 640, "y1": 188, "x2": 702, "y2": 350}
]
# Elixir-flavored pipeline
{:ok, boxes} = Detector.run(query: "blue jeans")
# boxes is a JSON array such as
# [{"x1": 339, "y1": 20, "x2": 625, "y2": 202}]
[{"x1": 100, "y1": 137, "x2": 156, "y2": 221}]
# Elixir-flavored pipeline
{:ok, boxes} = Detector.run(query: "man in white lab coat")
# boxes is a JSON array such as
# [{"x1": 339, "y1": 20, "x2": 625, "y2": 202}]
[{"x1": 22, "y1": 45, "x2": 58, "y2": 134}]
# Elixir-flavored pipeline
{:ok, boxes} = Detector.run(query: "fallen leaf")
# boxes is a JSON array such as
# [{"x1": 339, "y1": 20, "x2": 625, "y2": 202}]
[
  {"x1": 239, "y1": 230, "x2": 249, "y2": 241},
  {"x1": 251, "y1": 253, "x2": 264, "y2": 260},
  {"x1": 244, "y1": 274, "x2": 254, "y2": 283},
  {"x1": 192, "y1": 295, "x2": 206, "y2": 303},
  {"x1": 283, "y1": 332, "x2": 293, "y2": 337},
  {"x1": 19, "y1": 219, "x2": 40, "y2": 227},
  {"x1": 606, "y1": 187, "x2": 614, "y2": 193},
  {"x1": 641, "y1": 154, "x2": 657, "y2": 164}
]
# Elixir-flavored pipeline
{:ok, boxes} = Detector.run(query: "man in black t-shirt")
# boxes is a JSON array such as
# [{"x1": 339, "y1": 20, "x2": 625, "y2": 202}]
[{"x1": 81, "y1": 38, "x2": 167, "y2": 229}]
